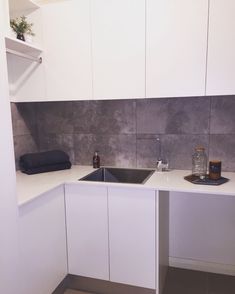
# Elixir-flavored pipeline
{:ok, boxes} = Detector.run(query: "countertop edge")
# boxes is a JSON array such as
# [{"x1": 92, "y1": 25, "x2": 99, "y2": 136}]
[{"x1": 16, "y1": 165, "x2": 235, "y2": 206}]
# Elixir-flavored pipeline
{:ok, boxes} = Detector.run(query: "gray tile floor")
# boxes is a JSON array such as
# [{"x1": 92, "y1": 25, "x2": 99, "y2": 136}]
[
  {"x1": 164, "y1": 267, "x2": 235, "y2": 294},
  {"x1": 64, "y1": 267, "x2": 235, "y2": 294}
]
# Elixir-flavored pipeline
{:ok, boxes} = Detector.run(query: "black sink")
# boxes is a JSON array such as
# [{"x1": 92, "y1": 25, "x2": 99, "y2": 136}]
[{"x1": 79, "y1": 167, "x2": 155, "y2": 184}]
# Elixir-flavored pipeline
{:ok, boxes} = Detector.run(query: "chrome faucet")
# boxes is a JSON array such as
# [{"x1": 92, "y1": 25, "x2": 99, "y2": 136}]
[{"x1": 156, "y1": 137, "x2": 169, "y2": 172}]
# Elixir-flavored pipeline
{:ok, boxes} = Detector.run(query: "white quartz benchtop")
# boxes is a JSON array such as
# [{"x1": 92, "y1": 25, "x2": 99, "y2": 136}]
[
  {"x1": 16, "y1": 165, "x2": 235, "y2": 206},
  {"x1": 16, "y1": 165, "x2": 94, "y2": 205}
]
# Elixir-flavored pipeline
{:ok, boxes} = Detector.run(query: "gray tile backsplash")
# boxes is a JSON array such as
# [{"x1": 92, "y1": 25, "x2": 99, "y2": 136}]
[
  {"x1": 37, "y1": 101, "x2": 75, "y2": 134},
  {"x1": 210, "y1": 96, "x2": 235, "y2": 134},
  {"x1": 73, "y1": 100, "x2": 136, "y2": 134},
  {"x1": 11, "y1": 95, "x2": 235, "y2": 172},
  {"x1": 74, "y1": 134, "x2": 136, "y2": 167},
  {"x1": 136, "y1": 97, "x2": 210, "y2": 134}
]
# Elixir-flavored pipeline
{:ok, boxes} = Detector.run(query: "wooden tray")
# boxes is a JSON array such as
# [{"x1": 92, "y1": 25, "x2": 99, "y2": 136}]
[{"x1": 184, "y1": 174, "x2": 229, "y2": 186}]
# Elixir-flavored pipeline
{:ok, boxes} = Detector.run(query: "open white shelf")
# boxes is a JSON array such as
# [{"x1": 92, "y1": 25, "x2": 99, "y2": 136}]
[
  {"x1": 5, "y1": 36, "x2": 42, "y2": 54},
  {"x1": 5, "y1": 36, "x2": 42, "y2": 63},
  {"x1": 9, "y1": 0, "x2": 40, "y2": 12}
]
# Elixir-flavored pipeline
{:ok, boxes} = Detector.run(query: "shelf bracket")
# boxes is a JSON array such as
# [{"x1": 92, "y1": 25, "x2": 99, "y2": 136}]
[{"x1": 6, "y1": 48, "x2": 42, "y2": 64}]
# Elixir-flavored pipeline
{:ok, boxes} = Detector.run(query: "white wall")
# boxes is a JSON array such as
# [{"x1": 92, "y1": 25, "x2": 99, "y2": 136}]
[
  {"x1": 169, "y1": 191, "x2": 235, "y2": 275},
  {"x1": 0, "y1": 1, "x2": 21, "y2": 293}
]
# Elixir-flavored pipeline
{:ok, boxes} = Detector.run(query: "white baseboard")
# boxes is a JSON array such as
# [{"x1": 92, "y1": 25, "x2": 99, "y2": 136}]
[{"x1": 169, "y1": 256, "x2": 235, "y2": 276}]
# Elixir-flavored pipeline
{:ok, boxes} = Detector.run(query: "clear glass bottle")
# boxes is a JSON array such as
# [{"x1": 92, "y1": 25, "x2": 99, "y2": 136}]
[{"x1": 192, "y1": 146, "x2": 207, "y2": 179}]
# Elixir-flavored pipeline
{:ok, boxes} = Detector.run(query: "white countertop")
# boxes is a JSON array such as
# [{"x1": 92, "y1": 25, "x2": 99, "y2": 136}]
[{"x1": 16, "y1": 165, "x2": 235, "y2": 206}]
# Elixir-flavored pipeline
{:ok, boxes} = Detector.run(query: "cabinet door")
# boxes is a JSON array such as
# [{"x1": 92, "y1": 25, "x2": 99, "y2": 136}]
[
  {"x1": 19, "y1": 185, "x2": 67, "y2": 294},
  {"x1": 206, "y1": 0, "x2": 235, "y2": 95},
  {"x1": 65, "y1": 184, "x2": 109, "y2": 280},
  {"x1": 108, "y1": 187, "x2": 156, "y2": 289},
  {"x1": 42, "y1": 0, "x2": 92, "y2": 101},
  {"x1": 146, "y1": 0, "x2": 208, "y2": 98},
  {"x1": 91, "y1": 0, "x2": 145, "y2": 99}
]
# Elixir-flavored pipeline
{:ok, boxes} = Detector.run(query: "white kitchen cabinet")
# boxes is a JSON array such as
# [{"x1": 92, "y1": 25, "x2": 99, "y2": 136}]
[
  {"x1": 65, "y1": 183, "x2": 162, "y2": 290},
  {"x1": 42, "y1": 0, "x2": 92, "y2": 101},
  {"x1": 19, "y1": 185, "x2": 67, "y2": 294},
  {"x1": 65, "y1": 184, "x2": 109, "y2": 280},
  {"x1": 108, "y1": 187, "x2": 156, "y2": 289},
  {"x1": 206, "y1": 0, "x2": 235, "y2": 95},
  {"x1": 146, "y1": 0, "x2": 208, "y2": 98},
  {"x1": 91, "y1": 0, "x2": 145, "y2": 99}
]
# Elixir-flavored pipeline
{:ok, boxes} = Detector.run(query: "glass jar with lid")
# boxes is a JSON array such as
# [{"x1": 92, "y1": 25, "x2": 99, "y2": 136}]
[{"x1": 192, "y1": 146, "x2": 207, "y2": 179}]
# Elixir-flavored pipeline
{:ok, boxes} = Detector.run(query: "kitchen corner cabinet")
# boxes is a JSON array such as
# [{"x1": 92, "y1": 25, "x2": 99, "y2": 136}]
[
  {"x1": 108, "y1": 187, "x2": 156, "y2": 289},
  {"x1": 65, "y1": 184, "x2": 109, "y2": 280},
  {"x1": 18, "y1": 185, "x2": 67, "y2": 294},
  {"x1": 146, "y1": 0, "x2": 208, "y2": 98},
  {"x1": 41, "y1": 0, "x2": 92, "y2": 101},
  {"x1": 91, "y1": 0, "x2": 145, "y2": 100},
  {"x1": 65, "y1": 183, "x2": 158, "y2": 290},
  {"x1": 206, "y1": 0, "x2": 235, "y2": 95}
]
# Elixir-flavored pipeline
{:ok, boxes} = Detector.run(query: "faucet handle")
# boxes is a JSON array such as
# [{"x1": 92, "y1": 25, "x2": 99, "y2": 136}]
[
  {"x1": 156, "y1": 159, "x2": 163, "y2": 171},
  {"x1": 156, "y1": 159, "x2": 169, "y2": 172}
]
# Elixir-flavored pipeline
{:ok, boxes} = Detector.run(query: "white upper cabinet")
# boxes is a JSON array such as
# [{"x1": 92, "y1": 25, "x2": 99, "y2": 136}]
[
  {"x1": 91, "y1": 0, "x2": 145, "y2": 100},
  {"x1": 42, "y1": 0, "x2": 92, "y2": 101},
  {"x1": 206, "y1": 0, "x2": 235, "y2": 95},
  {"x1": 146, "y1": 0, "x2": 208, "y2": 98}
]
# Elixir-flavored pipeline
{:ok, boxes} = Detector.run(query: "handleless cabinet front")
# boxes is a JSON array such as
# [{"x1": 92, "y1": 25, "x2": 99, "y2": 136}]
[
  {"x1": 19, "y1": 185, "x2": 67, "y2": 294},
  {"x1": 42, "y1": 0, "x2": 92, "y2": 101},
  {"x1": 146, "y1": 0, "x2": 208, "y2": 98},
  {"x1": 91, "y1": 0, "x2": 145, "y2": 99},
  {"x1": 108, "y1": 187, "x2": 156, "y2": 289},
  {"x1": 206, "y1": 0, "x2": 235, "y2": 95},
  {"x1": 65, "y1": 184, "x2": 109, "y2": 280}
]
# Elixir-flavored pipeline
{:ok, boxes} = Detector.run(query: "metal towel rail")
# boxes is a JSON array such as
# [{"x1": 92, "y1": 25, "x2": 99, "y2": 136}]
[{"x1": 6, "y1": 48, "x2": 42, "y2": 63}]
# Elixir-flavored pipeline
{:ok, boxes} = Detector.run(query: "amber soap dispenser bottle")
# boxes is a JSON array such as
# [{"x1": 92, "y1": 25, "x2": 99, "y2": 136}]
[{"x1": 93, "y1": 151, "x2": 100, "y2": 168}]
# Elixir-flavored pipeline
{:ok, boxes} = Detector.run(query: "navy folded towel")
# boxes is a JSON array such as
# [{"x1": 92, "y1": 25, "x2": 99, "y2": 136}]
[{"x1": 19, "y1": 150, "x2": 71, "y2": 174}]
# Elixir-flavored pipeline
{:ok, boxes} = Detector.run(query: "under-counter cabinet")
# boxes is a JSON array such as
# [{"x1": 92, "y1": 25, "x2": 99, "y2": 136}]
[
  {"x1": 206, "y1": 0, "x2": 235, "y2": 95},
  {"x1": 108, "y1": 187, "x2": 156, "y2": 289},
  {"x1": 18, "y1": 185, "x2": 67, "y2": 294},
  {"x1": 65, "y1": 184, "x2": 168, "y2": 292},
  {"x1": 146, "y1": 0, "x2": 208, "y2": 98},
  {"x1": 91, "y1": 0, "x2": 145, "y2": 99},
  {"x1": 65, "y1": 184, "x2": 109, "y2": 280}
]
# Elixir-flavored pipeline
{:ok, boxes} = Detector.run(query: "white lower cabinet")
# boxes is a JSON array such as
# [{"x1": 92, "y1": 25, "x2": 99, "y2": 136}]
[
  {"x1": 108, "y1": 187, "x2": 156, "y2": 289},
  {"x1": 65, "y1": 184, "x2": 156, "y2": 289},
  {"x1": 19, "y1": 185, "x2": 67, "y2": 294},
  {"x1": 65, "y1": 184, "x2": 109, "y2": 280}
]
